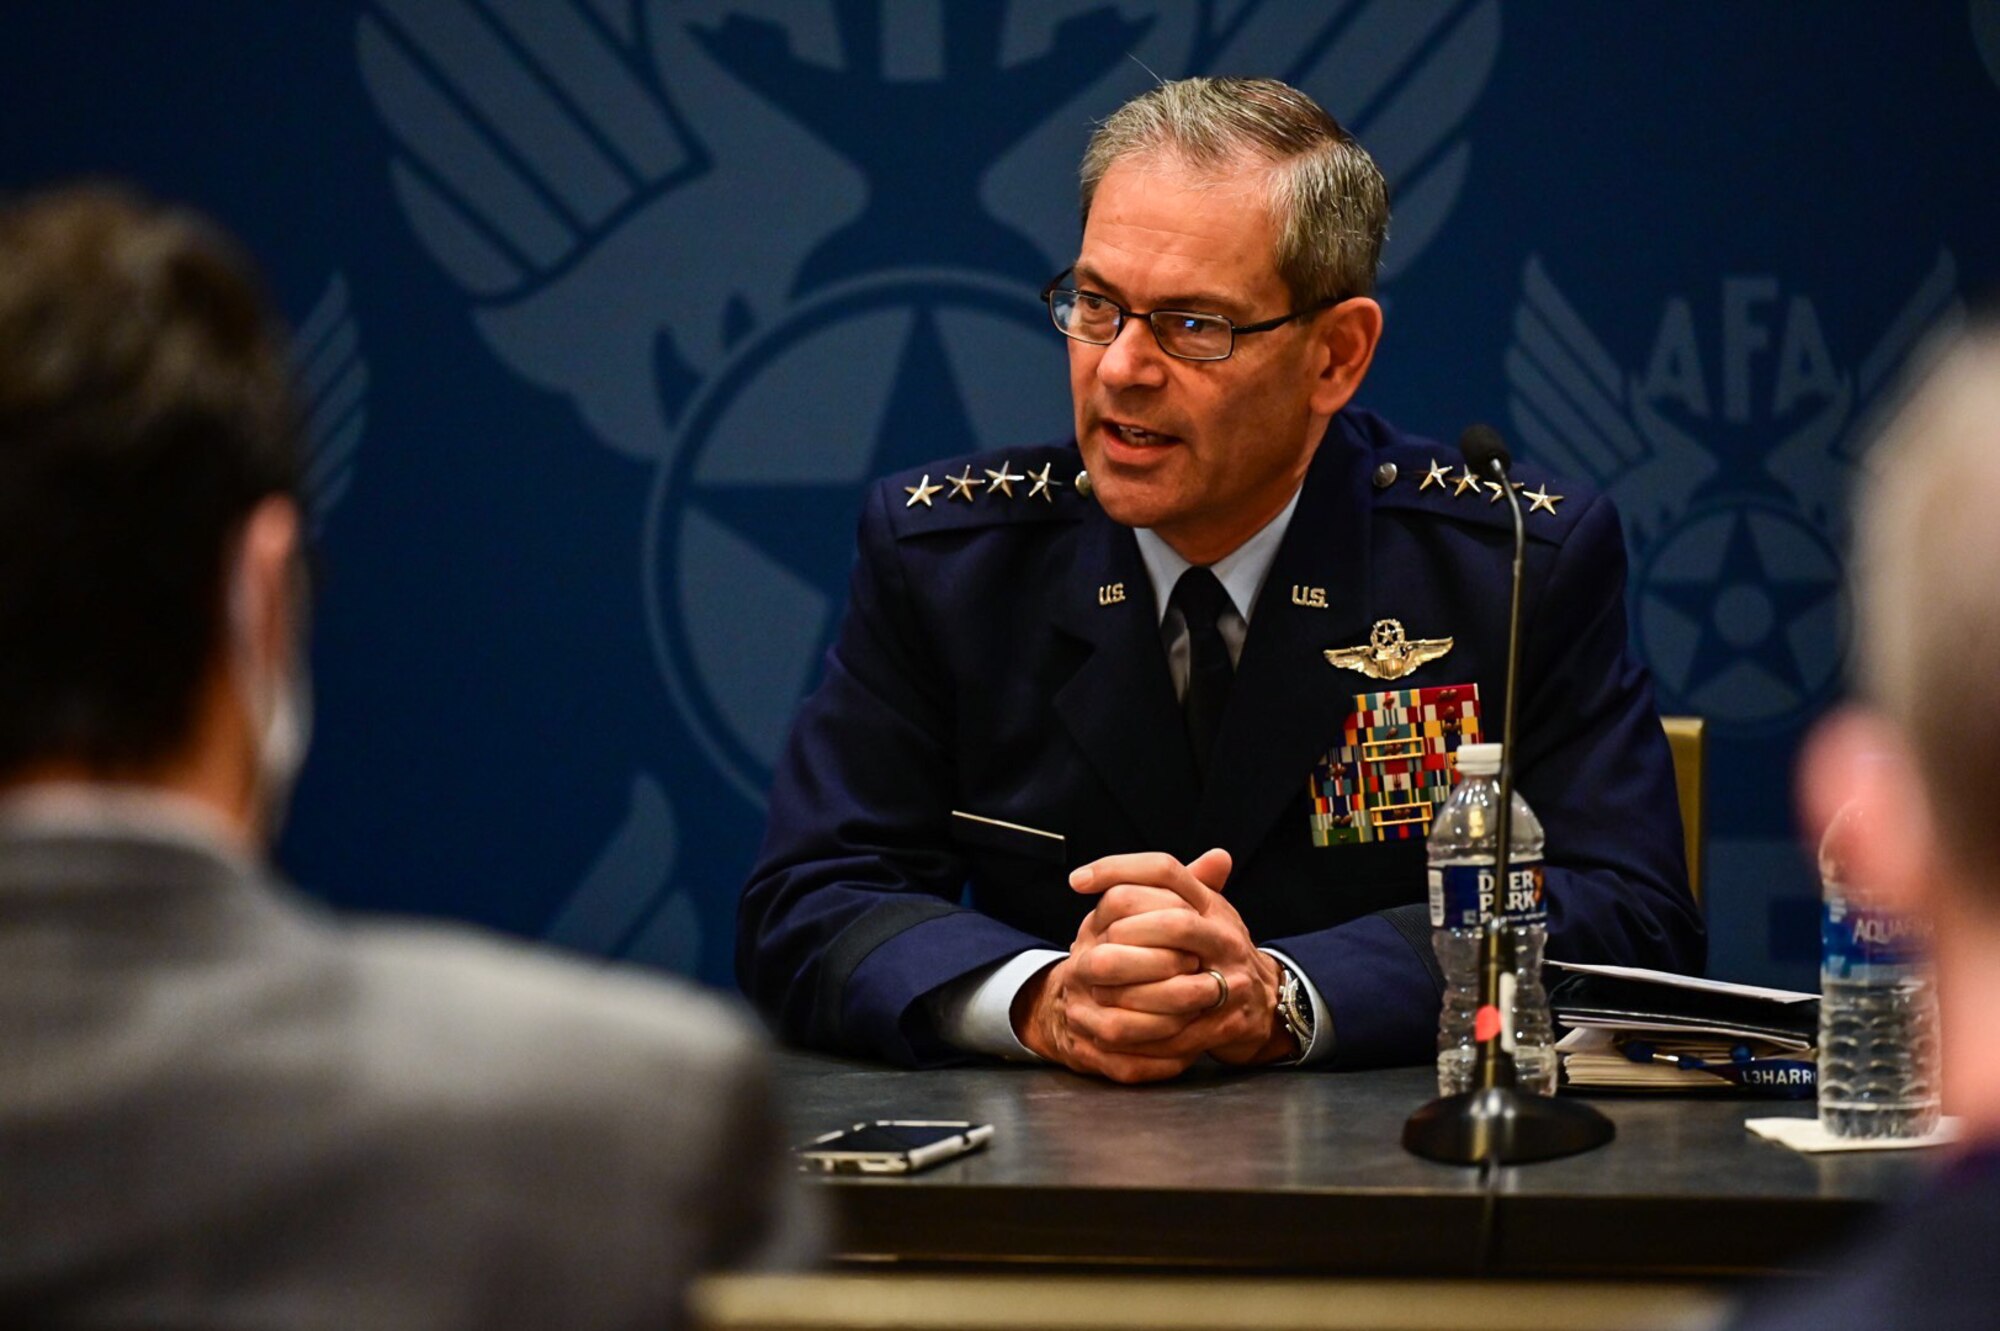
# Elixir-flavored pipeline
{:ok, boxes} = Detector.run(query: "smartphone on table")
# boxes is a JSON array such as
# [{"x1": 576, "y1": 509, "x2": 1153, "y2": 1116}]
[{"x1": 795, "y1": 1119, "x2": 993, "y2": 1175}]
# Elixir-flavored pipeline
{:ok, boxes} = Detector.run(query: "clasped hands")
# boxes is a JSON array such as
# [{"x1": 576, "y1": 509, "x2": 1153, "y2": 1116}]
[{"x1": 1010, "y1": 848, "x2": 1298, "y2": 1083}]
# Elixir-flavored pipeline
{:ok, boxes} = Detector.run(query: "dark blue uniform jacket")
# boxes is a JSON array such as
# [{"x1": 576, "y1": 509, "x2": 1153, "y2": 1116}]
[{"x1": 740, "y1": 408, "x2": 1705, "y2": 1067}]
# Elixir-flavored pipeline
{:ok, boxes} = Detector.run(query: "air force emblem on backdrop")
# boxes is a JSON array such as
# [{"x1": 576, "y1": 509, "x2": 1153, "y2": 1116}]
[
  {"x1": 1507, "y1": 253, "x2": 1964, "y2": 734},
  {"x1": 358, "y1": 0, "x2": 1500, "y2": 805},
  {"x1": 355, "y1": 0, "x2": 1499, "y2": 959},
  {"x1": 292, "y1": 273, "x2": 368, "y2": 536},
  {"x1": 1976, "y1": 0, "x2": 2000, "y2": 90}
]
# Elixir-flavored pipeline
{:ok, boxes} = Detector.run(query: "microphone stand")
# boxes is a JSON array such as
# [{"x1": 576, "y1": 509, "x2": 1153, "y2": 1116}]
[{"x1": 1403, "y1": 435, "x2": 1615, "y2": 1167}]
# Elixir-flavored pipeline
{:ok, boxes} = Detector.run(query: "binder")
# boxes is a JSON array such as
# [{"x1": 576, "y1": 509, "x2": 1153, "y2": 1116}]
[
  {"x1": 1549, "y1": 963, "x2": 1818, "y2": 1096},
  {"x1": 1550, "y1": 962, "x2": 1817, "y2": 1045}
]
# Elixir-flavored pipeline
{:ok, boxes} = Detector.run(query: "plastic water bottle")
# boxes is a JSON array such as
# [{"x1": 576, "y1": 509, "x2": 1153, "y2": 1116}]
[
  {"x1": 1428, "y1": 742, "x2": 1555, "y2": 1097},
  {"x1": 1817, "y1": 800, "x2": 1940, "y2": 1138}
]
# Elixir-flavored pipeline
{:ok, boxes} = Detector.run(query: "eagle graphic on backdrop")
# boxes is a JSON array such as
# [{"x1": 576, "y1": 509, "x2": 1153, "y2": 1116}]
[
  {"x1": 356, "y1": 0, "x2": 1501, "y2": 967},
  {"x1": 294, "y1": 273, "x2": 366, "y2": 535},
  {"x1": 1506, "y1": 252, "x2": 1962, "y2": 735}
]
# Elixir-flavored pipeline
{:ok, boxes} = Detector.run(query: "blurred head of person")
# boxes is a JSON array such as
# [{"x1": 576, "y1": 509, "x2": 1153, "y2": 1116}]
[
  {"x1": 0, "y1": 185, "x2": 309, "y2": 847},
  {"x1": 1800, "y1": 324, "x2": 2000, "y2": 1130}
]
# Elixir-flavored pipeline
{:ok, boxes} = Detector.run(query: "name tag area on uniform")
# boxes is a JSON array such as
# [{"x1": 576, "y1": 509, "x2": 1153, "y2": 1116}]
[{"x1": 1308, "y1": 684, "x2": 1481, "y2": 846}]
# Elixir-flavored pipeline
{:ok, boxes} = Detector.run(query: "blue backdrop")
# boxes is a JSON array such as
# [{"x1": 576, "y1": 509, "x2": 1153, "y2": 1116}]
[{"x1": 6, "y1": 2, "x2": 1997, "y2": 990}]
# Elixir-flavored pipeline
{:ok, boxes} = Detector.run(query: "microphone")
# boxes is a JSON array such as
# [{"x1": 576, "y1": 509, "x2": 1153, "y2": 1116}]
[
  {"x1": 1457, "y1": 423, "x2": 1528, "y2": 1097},
  {"x1": 1458, "y1": 423, "x2": 1511, "y2": 481},
  {"x1": 1402, "y1": 425, "x2": 1614, "y2": 1165}
]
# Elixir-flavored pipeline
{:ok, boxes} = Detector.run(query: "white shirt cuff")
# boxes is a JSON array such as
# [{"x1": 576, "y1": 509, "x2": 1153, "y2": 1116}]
[
  {"x1": 1261, "y1": 947, "x2": 1334, "y2": 1065},
  {"x1": 928, "y1": 949, "x2": 1067, "y2": 1061}
]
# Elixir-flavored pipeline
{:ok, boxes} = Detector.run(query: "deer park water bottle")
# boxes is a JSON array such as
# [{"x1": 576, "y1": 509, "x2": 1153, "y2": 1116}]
[
  {"x1": 1818, "y1": 800, "x2": 1941, "y2": 1138},
  {"x1": 1428, "y1": 742, "x2": 1555, "y2": 1097}
]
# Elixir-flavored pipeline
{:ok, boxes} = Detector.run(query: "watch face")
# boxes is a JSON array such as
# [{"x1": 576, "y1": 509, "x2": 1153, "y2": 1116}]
[{"x1": 1279, "y1": 970, "x2": 1311, "y2": 1040}]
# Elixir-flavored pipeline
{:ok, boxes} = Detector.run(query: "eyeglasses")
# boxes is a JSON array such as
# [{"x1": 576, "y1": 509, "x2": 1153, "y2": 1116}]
[{"x1": 1040, "y1": 269, "x2": 1341, "y2": 362}]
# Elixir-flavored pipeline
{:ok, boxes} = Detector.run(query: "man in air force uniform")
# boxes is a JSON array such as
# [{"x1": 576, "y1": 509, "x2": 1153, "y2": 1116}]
[{"x1": 741, "y1": 77, "x2": 1703, "y2": 1082}]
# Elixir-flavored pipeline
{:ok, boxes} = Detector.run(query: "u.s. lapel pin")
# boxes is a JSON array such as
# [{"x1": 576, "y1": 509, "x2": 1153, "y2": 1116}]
[{"x1": 1324, "y1": 618, "x2": 1454, "y2": 680}]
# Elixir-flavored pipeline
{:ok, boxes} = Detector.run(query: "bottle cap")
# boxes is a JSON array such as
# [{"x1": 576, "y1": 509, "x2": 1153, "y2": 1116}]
[{"x1": 1455, "y1": 742, "x2": 1501, "y2": 776}]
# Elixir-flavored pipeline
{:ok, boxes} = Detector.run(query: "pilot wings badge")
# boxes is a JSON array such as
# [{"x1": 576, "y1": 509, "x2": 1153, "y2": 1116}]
[{"x1": 1324, "y1": 619, "x2": 1454, "y2": 681}]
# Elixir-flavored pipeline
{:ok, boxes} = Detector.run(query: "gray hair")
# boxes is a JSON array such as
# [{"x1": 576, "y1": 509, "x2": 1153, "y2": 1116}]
[
  {"x1": 1079, "y1": 77, "x2": 1389, "y2": 303},
  {"x1": 1854, "y1": 325, "x2": 2000, "y2": 874}
]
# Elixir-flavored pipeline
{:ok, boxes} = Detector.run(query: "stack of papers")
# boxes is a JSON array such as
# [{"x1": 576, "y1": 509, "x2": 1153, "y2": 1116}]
[
  {"x1": 1557, "y1": 1027, "x2": 1812, "y2": 1093},
  {"x1": 1550, "y1": 963, "x2": 1818, "y2": 1096}
]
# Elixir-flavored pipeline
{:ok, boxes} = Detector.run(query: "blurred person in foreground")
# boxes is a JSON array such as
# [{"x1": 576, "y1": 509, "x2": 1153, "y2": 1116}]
[
  {"x1": 1730, "y1": 326, "x2": 2000, "y2": 1331},
  {"x1": 0, "y1": 186, "x2": 805, "y2": 1330}
]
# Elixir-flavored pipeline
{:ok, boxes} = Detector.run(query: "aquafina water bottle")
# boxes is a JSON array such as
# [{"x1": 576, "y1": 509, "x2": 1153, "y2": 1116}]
[
  {"x1": 1428, "y1": 742, "x2": 1555, "y2": 1097},
  {"x1": 1818, "y1": 799, "x2": 1941, "y2": 1138}
]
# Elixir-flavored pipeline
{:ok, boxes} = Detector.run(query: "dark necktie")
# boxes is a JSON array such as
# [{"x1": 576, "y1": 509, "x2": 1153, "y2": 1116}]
[{"x1": 1171, "y1": 565, "x2": 1235, "y2": 782}]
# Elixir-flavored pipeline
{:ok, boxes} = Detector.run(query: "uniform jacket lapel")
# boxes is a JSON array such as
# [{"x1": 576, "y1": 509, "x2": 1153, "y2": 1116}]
[
  {"x1": 1195, "y1": 433, "x2": 1373, "y2": 855},
  {"x1": 1051, "y1": 508, "x2": 1202, "y2": 854}
]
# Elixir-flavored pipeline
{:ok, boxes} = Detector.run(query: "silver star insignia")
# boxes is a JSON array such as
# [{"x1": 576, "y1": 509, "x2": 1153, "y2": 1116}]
[
  {"x1": 1420, "y1": 459, "x2": 1452, "y2": 492},
  {"x1": 945, "y1": 467, "x2": 983, "y2": 502},
  {"x1": 1524, "y1": 483, "x2": 1564, "y2": 515},
  {"x1": 1485, "y1": 480, "x2": 1526, "y2": 504},
  {"x1": 985, "y1": 461, "x2": 1025, "y2": 499},
  {"x1": 1027, "y1": 462, "x2": 1062, "y2": 503},
  {"x1": 1451, "y1": 466, "x2": 1482, "y2": 498},
  {"x1": 903, "y1": 474, "x2": 943, "y2": 508}
]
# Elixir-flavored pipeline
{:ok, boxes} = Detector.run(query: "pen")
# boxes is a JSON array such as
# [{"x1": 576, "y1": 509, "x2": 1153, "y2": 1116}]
[{"x1": 1620, "y1": 1041, "x2": 1816, "y2": 1098}]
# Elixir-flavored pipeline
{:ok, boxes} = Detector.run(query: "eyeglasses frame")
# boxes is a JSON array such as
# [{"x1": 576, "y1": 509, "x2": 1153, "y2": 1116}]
[{"x1": 1039, "y1": 268, "x2": 1344, "y2": 362}]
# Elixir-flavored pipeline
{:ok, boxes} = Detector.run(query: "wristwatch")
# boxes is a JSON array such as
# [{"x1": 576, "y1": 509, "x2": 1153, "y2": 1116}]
[{"x1": 1274, "y1": 962, "x2": 1314, "y2": 1061}]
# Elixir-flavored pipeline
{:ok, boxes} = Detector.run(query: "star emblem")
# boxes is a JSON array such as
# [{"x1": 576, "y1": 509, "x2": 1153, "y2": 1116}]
[
  {"x1": 1026, "y1": 462, "x2": 1062, "y2": 503},
  {"x1": 1485, "y1": 480, "x2": 1525, "y2": 505},
  {"x1": 1648, "y1": 509, "x2": 1837, "y2": 701},
  {"x1": 1524, "y1": 483, "x2": 1563, "y2": 515},
  {"x1": 698, "y1": 306, "x2": 977, "y2": 618},
  {"x1": 985, "y1": 460, "x2": 1025, "y2": 499},
  {"x1": 1420, "y1": 459, "x2": 1452, "y2": 492},
  {"x1": 945, "y1": 467, "x2": 983, "y2": 502},
  {"x1": 903, "y1": 474, "x2": 943, "y2": 508},
  {"x1": 1452, "y1": 466, "x2": 1482, "y2": 498}
]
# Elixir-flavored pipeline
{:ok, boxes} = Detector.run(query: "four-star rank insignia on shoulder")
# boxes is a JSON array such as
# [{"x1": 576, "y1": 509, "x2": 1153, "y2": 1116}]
[
  {"x1": 900, "y1": 460, "x2": 1094, "y2": 509},
  {"x1": 1309, "y1": 684, "x2": 1481, "y2": 846},
  {"x1": 1416, "y1": 455, "x2": 1564, "y2": 514}
]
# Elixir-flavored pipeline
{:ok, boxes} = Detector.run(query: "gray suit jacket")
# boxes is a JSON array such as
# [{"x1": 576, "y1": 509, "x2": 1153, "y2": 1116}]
[{"x1": 0, "y1": 821, "x2": 801, "y2": 1330}]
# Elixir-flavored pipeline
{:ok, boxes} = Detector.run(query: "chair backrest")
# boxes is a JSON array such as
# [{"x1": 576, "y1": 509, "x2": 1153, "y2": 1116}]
[{"x1": 1660, "y1": 715, "x2": 1706, "y2": 906}]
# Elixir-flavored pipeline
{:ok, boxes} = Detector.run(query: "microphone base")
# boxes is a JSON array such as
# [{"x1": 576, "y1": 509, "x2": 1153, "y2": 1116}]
[{"x1": 1402, "y1": 1086, "x2": 1615, "y2": 1165}]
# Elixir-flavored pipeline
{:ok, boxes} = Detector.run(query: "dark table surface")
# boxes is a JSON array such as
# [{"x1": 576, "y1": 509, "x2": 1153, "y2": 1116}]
[{"x1": 774, "y1": 1049, "x2": 1944, "y2": 1278}]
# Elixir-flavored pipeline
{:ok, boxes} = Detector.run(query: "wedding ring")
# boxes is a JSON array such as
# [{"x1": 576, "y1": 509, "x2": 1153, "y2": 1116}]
[{"x1": 1205, "y1": 968, "x2": 1228, "y2": 1011}]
